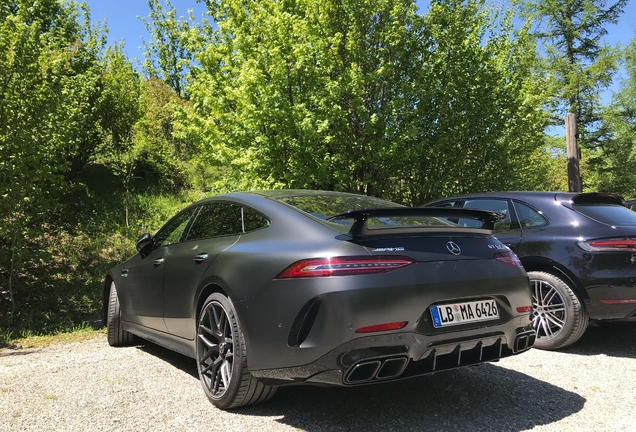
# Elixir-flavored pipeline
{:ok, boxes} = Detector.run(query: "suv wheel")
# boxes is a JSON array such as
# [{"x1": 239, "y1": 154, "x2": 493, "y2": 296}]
[{"x1": 528, "y1": 271, "x2": 588, "y2": 350}]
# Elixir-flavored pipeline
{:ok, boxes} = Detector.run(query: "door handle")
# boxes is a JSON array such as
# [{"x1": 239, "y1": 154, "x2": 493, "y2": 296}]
[
  {"x1": 121, "y1": 269, "x2": 129, "y2": 277},
  {"x1": 153, "y1": 258, "x2": 164, "y2": 266},
  {"x1": 194, "y1": 253, "x2": 209, "y2": 263}
]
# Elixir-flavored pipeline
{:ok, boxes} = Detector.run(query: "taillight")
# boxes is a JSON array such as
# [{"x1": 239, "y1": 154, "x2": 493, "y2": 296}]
[
  {"x1": 578, "y1": 239, "x2": 636, "y2": 252},
  {"x1": 494, "y1": 251, "x2": 522, "y2": 266},
  {"x1": 274, "y1": 256, "x2": 415, "y2": 279},
  {"x1": 516, "y1": 306, "x2": 533, "y2": 313}
]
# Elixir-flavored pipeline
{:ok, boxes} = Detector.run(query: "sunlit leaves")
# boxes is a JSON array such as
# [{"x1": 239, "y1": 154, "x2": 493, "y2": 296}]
[{"x1": 179, "y1": 0, "x2": 548, "y2": 203}]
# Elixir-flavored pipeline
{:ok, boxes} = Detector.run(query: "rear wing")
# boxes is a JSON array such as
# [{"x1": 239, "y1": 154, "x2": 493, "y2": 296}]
[
  {"x1": 563, "y1": 192, "x2": 625, "y2": 206},
  {"x1": 327, "y1": 207, "x2": 505, "y2": 237}
]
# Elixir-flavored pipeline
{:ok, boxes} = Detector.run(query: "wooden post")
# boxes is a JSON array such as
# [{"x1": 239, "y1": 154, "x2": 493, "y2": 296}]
[{"x1": 565, "y1": 113, "x2": 582, "y2": 192}]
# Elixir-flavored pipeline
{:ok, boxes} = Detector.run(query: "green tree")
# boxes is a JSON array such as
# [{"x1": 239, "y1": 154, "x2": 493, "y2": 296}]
[
  {"x1": 590, "y1": 37, "x2": 636, "y2": 197},
  {"x1": 179, "y1": 0, "x2": 547, "y2": 203},
  {"x1": 140, "y1": 0, "x2": 195, "y2": 99},
  {"x1": 0, "y1": 0, "x2": 84, "y2": 314},
  {"x1": 0, "y1": 0, "x2": 144, "y2": 321},
  {"x1": 516, "y1": 0, "x2": 627, "y2": 149}
]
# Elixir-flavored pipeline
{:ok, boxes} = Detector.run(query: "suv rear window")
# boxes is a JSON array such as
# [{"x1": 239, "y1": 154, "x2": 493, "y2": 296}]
[{"x1": 574, "y1": 204, "x2": 636, "y2": 226}]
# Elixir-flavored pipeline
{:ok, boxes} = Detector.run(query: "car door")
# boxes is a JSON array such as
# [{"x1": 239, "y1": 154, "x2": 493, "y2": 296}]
[
  {"x1": 162, "y1": 202, "x2": 244, "y2": 339},
  {"x1": 461, "y1": 198, "x2": 523, "y2": 252},
  {"x1": 119, "y1": 207, "x2": 198, "y2": 331},
  {"x1": 511, "y1": 200, "x2": 552, "y2": 257}
]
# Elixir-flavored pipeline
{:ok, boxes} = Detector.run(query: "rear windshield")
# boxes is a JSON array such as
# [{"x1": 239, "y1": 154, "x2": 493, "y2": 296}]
[
  {"x1": 278, "y1": 194, "x2": 465, "y2": 228},
  {"x1": 278, "y1": 195, "x2": 401, "y2": 220},
  {"x1": 574, "y1": 204, "x2": 636, "y2": 226}
]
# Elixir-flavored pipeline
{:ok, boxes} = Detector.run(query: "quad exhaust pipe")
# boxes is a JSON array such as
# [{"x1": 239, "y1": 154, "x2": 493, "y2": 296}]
[{"x1": 345, "y1": 356, "x2": 409, "y2": 383}]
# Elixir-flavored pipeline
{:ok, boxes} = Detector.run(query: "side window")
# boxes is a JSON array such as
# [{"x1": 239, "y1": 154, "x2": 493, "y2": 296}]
[
  {"x1": 514, "y1": 202, "x2": 548, "y2": 229},
  {"x1": 186, "y1": 203, "x2": 243, "y2": 241},
  {"x1": 153, "y1": 208, "x2": 197, "y2": 248},
  {"x1": 462, "y1": 199, "x2": 513, "y2": 231},
  {"x1": 242, "y1": 207, "x2": 269, "y2": 232}
]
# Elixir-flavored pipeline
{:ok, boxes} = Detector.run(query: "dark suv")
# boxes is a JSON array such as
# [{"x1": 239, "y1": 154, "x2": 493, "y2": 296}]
[
  {"x1": 627, "y1": 200, "x2": 636, "y2": 211},
  {"x1": 426, "y1": 192, "x2": 636, "y2": 350}
]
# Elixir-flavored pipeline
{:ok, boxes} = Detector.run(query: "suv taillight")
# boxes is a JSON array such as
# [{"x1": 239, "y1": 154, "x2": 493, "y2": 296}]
[
  {"x1": 274, "y1": 256, "x2": 415, "y2": 279},
  {"x1": 577, "y1": 239, "x2": 636, "y2": 252},
  {"x1": 494, "y1": 251, "x2": 522, "y2": 266}
]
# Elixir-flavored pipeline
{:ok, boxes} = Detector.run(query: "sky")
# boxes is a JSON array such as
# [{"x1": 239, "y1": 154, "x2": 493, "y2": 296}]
[
  {"x1": 84, "y1": 0, "x2": 636, "y2": 57},
  {"x1": 83, "y1": 0, "x2": 636, "y2": 97}
]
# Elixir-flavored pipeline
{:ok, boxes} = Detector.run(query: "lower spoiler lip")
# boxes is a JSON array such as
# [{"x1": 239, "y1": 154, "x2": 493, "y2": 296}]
[{"x1": 327, "y1": 207, "x2": 504, "y2": 237}]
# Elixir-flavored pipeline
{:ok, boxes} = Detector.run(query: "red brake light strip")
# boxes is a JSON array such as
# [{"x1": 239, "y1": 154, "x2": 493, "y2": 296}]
[{"x1": 275, "y1": 256, "x2": 415, "y2": 279}]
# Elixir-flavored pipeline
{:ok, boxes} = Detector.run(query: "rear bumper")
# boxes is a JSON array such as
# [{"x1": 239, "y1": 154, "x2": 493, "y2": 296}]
[
  {"x1": 251, "y1": 322, "x2": 535, "y2": 386},
  {"x1": 235, "y1": 260, "x2": 533, "y2": 372}
]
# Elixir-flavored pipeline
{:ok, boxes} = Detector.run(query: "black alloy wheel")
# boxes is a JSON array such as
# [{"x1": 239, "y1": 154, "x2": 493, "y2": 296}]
[
  {"x1": 196, "y1": 293, "x2": 277, "y2": 409},
  {"x1": 197, "y1": 297, "x2": 235, "y2": 399}
]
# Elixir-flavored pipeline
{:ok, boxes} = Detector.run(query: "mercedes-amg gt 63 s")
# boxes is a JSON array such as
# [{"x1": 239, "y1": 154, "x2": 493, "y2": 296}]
[{"x1": 104, "y1": 190, "x2": 535, "y2": 409}]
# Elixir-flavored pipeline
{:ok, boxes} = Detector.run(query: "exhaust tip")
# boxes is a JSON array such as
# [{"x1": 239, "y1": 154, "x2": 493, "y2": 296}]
[
  {"x1": 346, "y1": 360, "x2": 382, "y2": 383},
  {"x1": 376, "y1": 356, "x2": 408, "y2": 380},
  {"x1": 514, "y1": 332, "x2": 535, "y2": 352}
]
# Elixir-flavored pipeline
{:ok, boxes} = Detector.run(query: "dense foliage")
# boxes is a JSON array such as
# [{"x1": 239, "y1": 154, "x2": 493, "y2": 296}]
[
  {"x1": 0, "y1": 0, "x2": 633, "y2": 343},
  {"x1": 178, "y1": 0, "x2": 550, "y2": 203}
]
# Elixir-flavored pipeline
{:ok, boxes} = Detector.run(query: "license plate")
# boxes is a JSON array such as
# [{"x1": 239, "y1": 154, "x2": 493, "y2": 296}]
[{"x1": 430, "y1": 299, "x2": 499, "y2": 328}]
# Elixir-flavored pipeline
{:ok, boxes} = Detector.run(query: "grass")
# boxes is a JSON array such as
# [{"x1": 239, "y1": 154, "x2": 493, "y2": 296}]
[
  {"x1": 0, "y1": 170, "x2": 200, "y2": 349},
  {"x1": 1, "y1": 327, "x2": 106, "y2": 349}
]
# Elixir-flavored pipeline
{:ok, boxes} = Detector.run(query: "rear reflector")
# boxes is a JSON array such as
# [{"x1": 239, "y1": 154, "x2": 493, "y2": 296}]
[
  {"x1": 599, "y1": 299, "x2": 636, "y2": 305},
  {"x1": 275, "y1": 256, "x2": 415, "y2": 279},
  {"x1": 355, "y1": 321, "x2": 408, "y2": 334},
  {"x1": 494, "y1": 251, "x2": 522, "y2": 266},
  {"x1": 516, "y1": 306, "x2": 533, "y2": 313},
  {"x1": 578, "y1": 239, "x2": 636, "y2": 252}
]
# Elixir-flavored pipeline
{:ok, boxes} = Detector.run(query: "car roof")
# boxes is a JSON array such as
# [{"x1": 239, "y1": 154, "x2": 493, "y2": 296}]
[
  {"x1": 430, "y1": 191, "x2": 560, "y2": 201},
  {"x1": 429, "y1": 191, "x2": 624, "y2": 203}
]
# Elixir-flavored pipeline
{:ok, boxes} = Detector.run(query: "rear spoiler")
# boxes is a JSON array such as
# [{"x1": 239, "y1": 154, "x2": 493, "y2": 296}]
[
  {"x1": 557, "y1": 192, "x2": 625, "y2": 207},
  {"x1": 327, "y1": 207, "x2": 505, "y2": 237}
]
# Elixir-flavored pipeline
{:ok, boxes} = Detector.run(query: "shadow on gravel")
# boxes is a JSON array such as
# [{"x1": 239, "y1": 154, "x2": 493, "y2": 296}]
[
  {"x1": 242, "y1": 364, "x2": 585, "y2": 432},
  {"x1": 0, "y1": 348, "x2": 40, "y2": 358},
  {"x1": 135, "y1": 342, "x2": 199, "y2": 380},
  {"x1": 560, "y1": 323, "x2": 636, "y2": 359},
  {"x1": 134, "y1": 342, "x2": 585, "y2": 432}
]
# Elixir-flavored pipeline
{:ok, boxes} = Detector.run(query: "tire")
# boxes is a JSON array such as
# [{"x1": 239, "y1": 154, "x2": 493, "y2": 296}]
[
  {"x1": 529, "y1": 271, "x2": 588, "y2": 350},
  {"x1": 106, "y1": 281, "x2": 136, "y2": 347},
  {"x1": 196, "y1": 293, "x2": 277, "y2": 410}
]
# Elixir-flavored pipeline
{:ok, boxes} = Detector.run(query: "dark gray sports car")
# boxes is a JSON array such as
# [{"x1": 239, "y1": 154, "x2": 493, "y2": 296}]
[{"x1": 104, "y1": 190, "x2": 535, "y2": 409}]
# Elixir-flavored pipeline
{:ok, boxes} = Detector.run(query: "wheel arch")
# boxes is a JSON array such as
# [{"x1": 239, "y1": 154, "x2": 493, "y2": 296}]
[
  {"x1": 521, "y1": 258, "x2": 587, "y2": 299},
  {"x1": 196, "y1": 283, "x2": 229, "y2": 323}
]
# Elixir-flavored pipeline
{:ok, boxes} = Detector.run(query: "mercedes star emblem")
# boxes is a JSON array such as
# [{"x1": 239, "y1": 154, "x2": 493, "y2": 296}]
[{"x1": 446, "y1": 241, "x2": 461, "y2": 255}]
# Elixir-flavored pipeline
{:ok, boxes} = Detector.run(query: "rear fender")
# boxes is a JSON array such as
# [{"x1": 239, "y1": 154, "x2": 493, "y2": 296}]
[{"x1": 521, "y1": 258, "x2": 587, "y2": 299}]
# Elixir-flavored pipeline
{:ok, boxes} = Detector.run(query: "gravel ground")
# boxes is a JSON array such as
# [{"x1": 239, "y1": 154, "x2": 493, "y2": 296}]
[{"x1": 1, "y1": 324, "x2": 635, "y2": 432}]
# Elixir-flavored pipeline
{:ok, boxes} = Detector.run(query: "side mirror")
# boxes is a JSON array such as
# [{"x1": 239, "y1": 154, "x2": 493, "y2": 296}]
[{"x1": 135, "y1": 233, "x2": 153, "y2": 257}]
